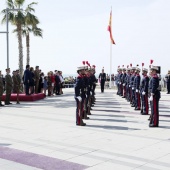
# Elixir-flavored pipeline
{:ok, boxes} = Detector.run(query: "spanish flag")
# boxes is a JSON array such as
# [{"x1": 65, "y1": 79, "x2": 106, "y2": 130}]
[{"x1": 107, "y1": 10, "x2": 115, "y2": 44}]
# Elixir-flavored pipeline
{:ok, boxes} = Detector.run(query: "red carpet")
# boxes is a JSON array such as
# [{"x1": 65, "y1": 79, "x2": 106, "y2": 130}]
[{"x1": 2, "y1": 93, "x2": 46, "y2": 102}]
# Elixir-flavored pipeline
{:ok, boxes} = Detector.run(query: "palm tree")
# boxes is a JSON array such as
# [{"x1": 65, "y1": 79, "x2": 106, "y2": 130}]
[
  {"x1": 1, "y1": 1, "x2": 42, "y2": 76},
  {"x1": 1, "y1": 0, "x2": 25, "y2": 77},
  {"x1": 22, "y1": 25, "x2": 43, "y2": 65}
]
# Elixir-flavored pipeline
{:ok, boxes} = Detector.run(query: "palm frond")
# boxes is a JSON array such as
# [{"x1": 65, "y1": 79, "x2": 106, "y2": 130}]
[{"x1": 6, "y1": 0, "x2": 14, "y2": 8}]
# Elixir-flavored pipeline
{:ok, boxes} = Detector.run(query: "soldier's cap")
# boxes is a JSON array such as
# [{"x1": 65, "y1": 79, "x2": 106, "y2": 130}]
[
  {"x1": 84, "y1": 66, "x2": 88, "y2": 70},
  {"x1": 142, "y1": 68, "x2": 148, "y2": 72},
  {"x1": 168, "y1": 70, "x2": 170, "y2": 73},
  {"x1": 35, "y1": 66, "x2": 39, "y2": 68},
  {"x1": 136, "y1": 68, "x2": 141, "y2": 72},
  {"x1": 77, "y1": 66, "x2": 85, "y2": 71},
  {"x1": 122, "y1": 68, "x2": 126, "y2": 71},
  {"x1": 16, "y1": 69, "x2": 19, "y2": 71},
  {"x1": 6, "y1": 68, "x2": 10, "y2": 71},
  {"x1": 150, "y1": 65, "x2": 158, "y2": 71},
  {"x1": 127, "y1": 68, "x2": 131, "y2": 71},
  {"x1": 131, "y1": 67, "x2": 136, "y2": 70}
]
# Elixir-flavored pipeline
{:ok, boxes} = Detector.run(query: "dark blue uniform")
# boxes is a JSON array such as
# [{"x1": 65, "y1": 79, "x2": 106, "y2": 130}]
[
  {"x1": 126, "y1": 73, "x2": 131, "y2": 101},
  {"x1": 149, "y1": 74, "x2": 161, "y2": 127},
  {"x1": 130, "y1": 73, "x2": 136, "y2": 106},
  {"x1": 24, "y1": 69, "x2": 31, "y2": 95},
  {"x1": 118, "y1": 73, "x2": 123, "y2": 96},
  {"x1": 74, "y1": 75, "x2": 84, "y2": 125},
  {"x1": 134, "y1": 73, "x2": 141, "y2": 110},
  {"x1": 122, "y1": 73, "x2": 127, "y2": 98},
  {"x1": 140, "y1": 75, "x2": 149, "y2": 114}
]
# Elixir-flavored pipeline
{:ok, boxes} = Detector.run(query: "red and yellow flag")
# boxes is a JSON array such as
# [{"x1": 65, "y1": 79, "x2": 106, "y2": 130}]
[{"x1": 107, "y1": 10, "x2": 115, "y2": 44}]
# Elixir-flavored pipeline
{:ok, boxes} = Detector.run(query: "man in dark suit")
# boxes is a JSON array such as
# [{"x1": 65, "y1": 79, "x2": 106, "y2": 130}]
[
  {"x1": 24, "y1": 65, "x2": 31, "y2": 95},
  {"x1": 99, "y1": 68, "x2": 106, "y2": 93},
  {"x1": 55, "y1": 71, "x2": 61, "y2": 95},
  {"x1": 165, "y1": 70, "x2": 170, "y2": 94}
]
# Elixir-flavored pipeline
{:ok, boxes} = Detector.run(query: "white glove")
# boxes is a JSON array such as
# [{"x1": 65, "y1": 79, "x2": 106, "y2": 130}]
[
  {"x1": 123, "y1": 83, "x2": 125, "y2": 86},
  {"x1": 132, "y1": 87, "x2": 134, "y2": 90},
  {"x1": 142, "y1": 91, "x2": 145, "y2": 95},
  {"x1": 90, "y1": 92, "x2": 92, "y2": 95},
  {"x1": 76, "y1": 96, "x2": 82, "y2": 102},
  {"x1": 149, "y1": 96, "x2": 153, "y2": 101},
  {"x1": 129, "y1": 85, "x2": 131, "y2": 87},
  {"x1": 119, "y1": 82, "x2": 122, "y2": 85},
  {"x1": 136, "y1": 89, "x2": 138, "y2": 92}
]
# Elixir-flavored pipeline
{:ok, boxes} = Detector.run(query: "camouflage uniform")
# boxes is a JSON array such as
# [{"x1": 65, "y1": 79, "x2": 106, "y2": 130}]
[
  {"x1": 12, "y1": 74, "x2": 19, "y2": 93},
  {"x1": 5, "y1": 73, "x2": 13, "y2": 104},
  {"x1": 34, "y1": 70, "x2": 40, "y2": 93}
]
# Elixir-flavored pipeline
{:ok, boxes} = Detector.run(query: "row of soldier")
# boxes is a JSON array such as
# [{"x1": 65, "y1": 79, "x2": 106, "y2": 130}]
[
  {"x1": 115, "y1": 65, "x2": 161, "y2": 127},
  {"x1": 74, "y1": 63, "x2": 97, "y2": 126},
  {"x1": 0, "y1": 68, "x2": 21, "y2": 106}
]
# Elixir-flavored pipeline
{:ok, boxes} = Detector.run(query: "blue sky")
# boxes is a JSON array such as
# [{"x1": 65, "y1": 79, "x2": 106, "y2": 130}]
[{"x1": 0, "y1": 0, "x2": 170, "y2": 75}]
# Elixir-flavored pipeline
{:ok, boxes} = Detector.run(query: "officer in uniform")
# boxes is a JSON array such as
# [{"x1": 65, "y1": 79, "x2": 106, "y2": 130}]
[
  {"x1": 134, "y1": 67, "x2": 141, "y2": 110},
  {"x1": 99, "y1": 68, "x2": 106, "y2": 93},
  {"x1": 149, "y1": 66, "x2": 161, "y2": 127},
  {"x1": 117, "y1": 68, "x2": 123, "y2": 96},
  {"x1": 126, "y1": 68, "x2": 131, "y2": 102},
  {"x1": 24, "y1": 65, "x2": 31, "y2": 95},
  {"x1": 122, "y1": 68, "x2": 127, "y2": 98},
  {"x1": 12, "y1": 71, "x2": 18, "y2": 93},
  {"x1": 165, "y1": 70, "x2": 170, "y2": 94},
  {"x1": 130, "y1": 67, "x2": 136, "y2": 106},
  {"x1": 34, "y1": 66, "x2": 40, "y2": 93},
  {"x1": 5, "y1": 68, "x2": 13, "y2": 105},
  {"x1": 0, "y1": 71, "x2": 4, "y2": 106},
  {"x1": 140, "y1": 68, "x2": 149, "y2": 115},
  {"x1": 75, "y1": 66, "x2": 86, "y2": 126}
]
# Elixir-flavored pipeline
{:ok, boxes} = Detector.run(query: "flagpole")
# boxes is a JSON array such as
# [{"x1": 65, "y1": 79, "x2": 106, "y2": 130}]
[{"x1": 109, "y1": 41, "x2": 112, "y2": 88}]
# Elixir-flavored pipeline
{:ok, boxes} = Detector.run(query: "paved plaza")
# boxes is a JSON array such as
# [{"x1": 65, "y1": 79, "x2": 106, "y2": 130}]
[{"x1": 0, "y1": 88, "x2": 170, "y2": 170}]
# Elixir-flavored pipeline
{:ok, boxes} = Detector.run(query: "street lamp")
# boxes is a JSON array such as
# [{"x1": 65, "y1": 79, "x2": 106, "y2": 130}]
[{"x1": 0, "y1": 8, "x2": 23, "y2": 68}]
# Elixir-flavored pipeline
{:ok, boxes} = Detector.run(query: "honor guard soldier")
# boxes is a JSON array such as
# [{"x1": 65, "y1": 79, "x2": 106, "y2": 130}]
[
  {"x1": 0, "y1": 71, "x2": 4, "y2": 106},
  {"x1": 149, "y1": 66, "x2": 161, "y2": 127},
  {"x1": 134, "y1": 67, "x2": 141, "y2": 110},
  {"x1": 140, "y1": 68, "x2": 149, "y2": 115},
  {"x1": 126, "y1": 68, "x2": 131, "y2": 102},
  {"x1": 99, "y1": 68, "x2": 106, "y2": 93},
  {"x1": 5, "y1": 68, "x2": 13, "y2": 105},
  {"x1": 122, "y1": 67, "x2": 127, "y2": 98},
  {"x1": 118, "y1": 68, "x2": 123, "y2": 96},
  {"x1": 165, "y1": 70, "x2": 170, "y2": 94},
  {"x1": 130, "y1": 67, "x2": 136, "y2": 106},
  {"x1": 34, "y1": 66, "x2": 40, "y2": 93},
  {"x1": 74, "y1": 66, "x2": 86, "y2": 126}
]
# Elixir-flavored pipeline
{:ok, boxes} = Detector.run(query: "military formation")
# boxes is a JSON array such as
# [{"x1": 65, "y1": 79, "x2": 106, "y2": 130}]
[
  {"x1": 74, "y1": 61, "x2": 97, "y2": 126},
  {"x1": 115, "y1": 64, "x2": 161, "y2": 127},
  {"x1": 0, "y1": 68, "x2": 21, "y2": 106}
]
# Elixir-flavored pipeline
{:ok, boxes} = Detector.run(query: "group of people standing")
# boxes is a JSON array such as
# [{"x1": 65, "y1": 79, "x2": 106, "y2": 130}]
[
  {"x1": 23, "y1": 65, "x2": 64, "y2": 96},
  {"x1": 74, "y1": 63, "x2": 97, "y2": 126},
  {"x1": 115, "y1": 65, "x2": 161, "y2": 127},
  {"x1": 0, "y1": 68, "x2": 21, "y2": 106}
]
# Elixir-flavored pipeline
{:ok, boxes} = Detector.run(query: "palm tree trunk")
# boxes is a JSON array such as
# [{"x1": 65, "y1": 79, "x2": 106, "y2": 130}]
[
  {"x1": 26, "y1": 33, "x2": 30, "y2": 65},
  {"x1": 17, "y1": 23, "x2": 24, "y2": 78}
]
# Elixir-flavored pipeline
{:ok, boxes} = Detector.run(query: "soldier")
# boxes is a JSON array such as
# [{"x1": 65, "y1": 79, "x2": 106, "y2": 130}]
[
  {"x1": 74, "y1": 66, "x2": 86, "y2": 126},
  {"x1": 140, "y1": 68, "x2": 149, "y2": 115},
  {"x1": 12, "y1": 71, "x2": 18, "y2": 93},
  {"x1": 99, "y1": 68, "x2": 106, "y2": 93},
  {"x1": 122, "y1": 68, "x2": 127, "y2": 98},
  {"x1": 130, "y1": 67, "x2": 136, "y2": 107},
  {"x1": 149, "y1": 66, "x2": 161, "y2": 127},
  {"x1": 126, "y1": 68, "x2": 131, "y2": 102},
  {"x1": 5, "y1": 68, "x2": 13, "y2": 105},
  {"x1": 0, "y1": 71, "x2": 4, "y2": 106},
  {"x1": 34, "y1": 66, "x2": 40, "y2": 93},
  {"x1": 117, "y1": 68, "x2": 123, "y2": 96},
  {"x1": 134, "y1": 67, "x2": 141, "y2": 110},
  {"x1": 165, "y1": 70, "x2": 170, "y2": 94}
]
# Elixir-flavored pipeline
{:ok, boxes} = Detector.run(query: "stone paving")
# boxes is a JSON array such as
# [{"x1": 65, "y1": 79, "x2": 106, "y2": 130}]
[{"x1": 0, "y1": 88, "x2": 170, "y2": 170}]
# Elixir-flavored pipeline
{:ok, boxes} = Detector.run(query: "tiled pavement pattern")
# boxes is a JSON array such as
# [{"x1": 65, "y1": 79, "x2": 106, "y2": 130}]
[{"x1": 0, "y1": 88, "x2": 170, "y2": 170}]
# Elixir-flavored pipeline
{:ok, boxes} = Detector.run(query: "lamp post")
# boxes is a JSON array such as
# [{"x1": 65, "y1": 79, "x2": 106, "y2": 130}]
[{"x1": 0, "y1": 8, "x2": 23, "y2": 68}]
